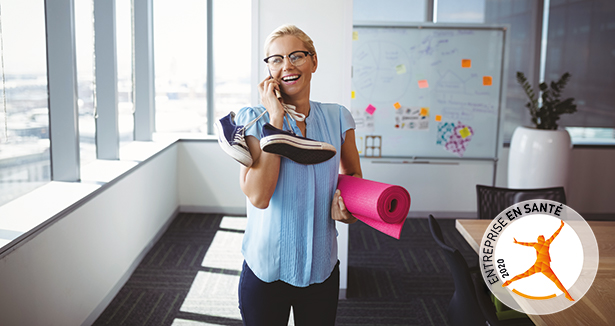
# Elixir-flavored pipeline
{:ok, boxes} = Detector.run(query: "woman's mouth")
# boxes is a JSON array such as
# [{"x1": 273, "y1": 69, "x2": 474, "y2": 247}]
[{"x1": 281, "y1": 74, "x2": 300, "y2": 84}]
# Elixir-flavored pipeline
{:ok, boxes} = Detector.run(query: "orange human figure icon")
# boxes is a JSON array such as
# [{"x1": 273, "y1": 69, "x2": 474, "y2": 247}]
[{"x1": 502, "y1": 220, "x2": 574, "y2": 301}]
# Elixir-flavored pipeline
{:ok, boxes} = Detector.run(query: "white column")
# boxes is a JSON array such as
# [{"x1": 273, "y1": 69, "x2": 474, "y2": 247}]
[
  {"x1": 134, "y1": 0, "x2": 155, "y2": 140},
  {"x1": 45, "y1": 0, "x2": 80, "y2": 181},
  {"x1": 94, "y1": 0, "x2": 120, "y2": 159}
]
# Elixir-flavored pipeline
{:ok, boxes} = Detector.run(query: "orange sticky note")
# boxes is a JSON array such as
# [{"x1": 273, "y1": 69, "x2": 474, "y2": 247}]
[
  {"x1": 394, "y1": 102, "x2": 402, "y2": 109},
  {"x1": 435, "y1": 115, "x2": 442, "y2": 122},
  {"x1": 418, "y1": 79, "x2": 429, "y2": 88},
  {"x1": 420, "y1": 107, "x2": 429, "y2": 116},
  {"x1": 483, "y1": 76, "x2": 493, "y2": 86},
  {"x1": 462, "y1": 59, "x2": 471, "y2": 68}
]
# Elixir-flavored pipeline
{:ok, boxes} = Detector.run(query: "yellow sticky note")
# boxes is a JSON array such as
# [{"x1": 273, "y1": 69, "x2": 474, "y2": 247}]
[
  {"x1": 396, "y1": 64, "x2": 407, "y2": 74},
  {"x1": 483, "y1": 76, "x2": 493, "y2": 86},
  {"x1": 462, "y1": 59, "x2": 472, "y2": 68},
  {"x1": 351, "y1": 90, "x2": 356, "y2": 99},
  {"x1": 353, "y1": 31, "x2": 359, "y2": 41},
  {"x1": 394, "y1": 102, "x2": 402, "y2": 109},
  {"x1": 435, "y1": 115, "x2": 442, "y2": 122},
  {"x1": 418, "y1": 79, "x2": 429, "y2": 89},
  {"x1": 420, "y1": 107, "x2": 429, "y2": 116},
  {"x1": 459, "y1": 127, "x2": 471, "y2": 138}
]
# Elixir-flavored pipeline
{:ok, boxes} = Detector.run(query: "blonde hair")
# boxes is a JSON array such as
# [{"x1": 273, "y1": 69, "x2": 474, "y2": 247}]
[{"x1": 264, "y1": 24, "x2": 317, "y2": 57}]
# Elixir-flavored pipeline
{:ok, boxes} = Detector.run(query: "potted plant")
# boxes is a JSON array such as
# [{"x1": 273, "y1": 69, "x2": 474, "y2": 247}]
[
  {"x1": 516, "y1": 71, "x2": 577, "y2": 130},
  {"x1": 508, "y1": 72, "x2": 577, "y2": 189}
]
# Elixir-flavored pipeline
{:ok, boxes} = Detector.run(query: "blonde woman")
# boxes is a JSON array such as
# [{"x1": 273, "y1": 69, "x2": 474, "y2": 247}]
[{"x1": 234, "y1": 24, "x2": 362, "y2": 326}]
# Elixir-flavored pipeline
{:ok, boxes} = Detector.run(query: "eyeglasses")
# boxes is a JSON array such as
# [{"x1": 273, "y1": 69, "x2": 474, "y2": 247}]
[{"x1": 263, "y1": 51, "x2": 313, "y2": 70}]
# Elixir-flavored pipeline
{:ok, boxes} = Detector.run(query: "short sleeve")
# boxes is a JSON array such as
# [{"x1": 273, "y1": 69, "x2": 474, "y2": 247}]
[
  {"x1": 340, "y1": 105, "x2": 355, "y2": 144},
  {"x1": 234, "y1": 106, "x2": 268, "y2": 140}
]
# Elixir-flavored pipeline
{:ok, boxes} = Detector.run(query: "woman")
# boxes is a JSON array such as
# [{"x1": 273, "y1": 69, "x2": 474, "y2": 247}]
[{"x1": 234, "y1": 24, "x2": 362, "y2": 326}]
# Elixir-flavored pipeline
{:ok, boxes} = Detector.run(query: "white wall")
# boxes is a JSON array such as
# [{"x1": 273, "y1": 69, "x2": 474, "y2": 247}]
[
  {"x1": 0, "y1": 145, "x2": 179, "y2": 326},
  {"x1": 178, "y1": 141, "x2": 246, "y2": 214}
]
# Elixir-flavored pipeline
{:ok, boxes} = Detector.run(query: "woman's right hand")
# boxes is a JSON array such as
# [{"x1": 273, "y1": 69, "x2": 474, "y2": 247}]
[{"x1": 258, "y1": 77, "x2": 285, "y2": 128}]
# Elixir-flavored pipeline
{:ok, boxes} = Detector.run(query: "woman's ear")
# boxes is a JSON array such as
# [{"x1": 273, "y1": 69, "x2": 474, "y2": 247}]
[{"x1": 311, "y1": 54, "x2": 318, "y2": 73}]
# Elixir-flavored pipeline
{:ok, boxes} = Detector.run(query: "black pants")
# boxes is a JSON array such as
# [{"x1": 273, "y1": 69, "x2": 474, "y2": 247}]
[{"x1": 238, "y1": 260, "x2": 340, "y2": 326}]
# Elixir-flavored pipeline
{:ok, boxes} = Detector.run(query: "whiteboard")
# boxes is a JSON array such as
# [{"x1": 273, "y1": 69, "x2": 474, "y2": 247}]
[{"x1": 351, "y1": 24, "x2": 507, "y2": 160}]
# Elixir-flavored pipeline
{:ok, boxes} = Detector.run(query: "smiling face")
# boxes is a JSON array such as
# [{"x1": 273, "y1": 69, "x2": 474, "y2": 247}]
[{"x1": 266, "y1": 35, "x2": 317, "y2": 101}]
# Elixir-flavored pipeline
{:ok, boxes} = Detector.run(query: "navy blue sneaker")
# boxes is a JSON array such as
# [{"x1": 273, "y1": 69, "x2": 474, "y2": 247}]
[
  {"x1": 215, "y1": 112, "x2": 253, "y2": 167},
  {"x1": 260, "y1": 123, "x2": 336, "y2": 164}
]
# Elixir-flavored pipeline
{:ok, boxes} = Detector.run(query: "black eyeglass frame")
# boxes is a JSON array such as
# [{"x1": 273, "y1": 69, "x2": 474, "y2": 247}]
[{"x1": 263, "y1": 50, "x2": 313, "y2": 65}]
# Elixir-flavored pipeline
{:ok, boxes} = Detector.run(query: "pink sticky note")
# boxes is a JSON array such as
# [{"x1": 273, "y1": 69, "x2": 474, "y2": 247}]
[
  {"x1": 418, "y1": 79, "x2": 429, "y2": 88},
  {"x1": 365, "y1": 104, "x2": 376, "y2": 115}
]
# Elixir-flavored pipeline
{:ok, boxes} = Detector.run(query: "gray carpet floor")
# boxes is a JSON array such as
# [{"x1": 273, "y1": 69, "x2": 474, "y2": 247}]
[{"x1": 92, "y1": 213, "x2": 478, "y2": 326}]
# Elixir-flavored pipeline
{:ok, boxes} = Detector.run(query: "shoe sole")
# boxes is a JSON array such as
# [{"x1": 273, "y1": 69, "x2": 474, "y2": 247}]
[
  {"x1": 260, "y1": 135, "x2": 336, "y2": 164},
  {"x1": 215, "y1": 120, "x2": 253, "y2": 167}
]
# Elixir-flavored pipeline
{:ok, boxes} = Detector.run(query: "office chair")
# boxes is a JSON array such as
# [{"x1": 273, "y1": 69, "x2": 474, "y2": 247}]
[
  {"x1": 476, "y1": 184, "x2": 566, "y2": 220},
  {"x1": 428, "y1": 215, "x2": 534, "y2": 326}
]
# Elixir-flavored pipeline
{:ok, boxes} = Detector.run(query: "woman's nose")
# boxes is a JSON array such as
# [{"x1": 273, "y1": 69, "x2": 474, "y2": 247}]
[{"x1": 282, "y1": 56, "x2": 294, "y2": 70}]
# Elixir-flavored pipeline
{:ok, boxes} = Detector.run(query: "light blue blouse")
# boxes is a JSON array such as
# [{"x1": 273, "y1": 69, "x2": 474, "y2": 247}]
[{"x1": 235, "y1": 101, "x2": 355, "y2": 287}]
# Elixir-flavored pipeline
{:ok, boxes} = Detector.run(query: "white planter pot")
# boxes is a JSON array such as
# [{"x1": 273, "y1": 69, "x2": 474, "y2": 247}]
[{"x1": 508, "y1": 126, "x2": 572, "y2": 189}]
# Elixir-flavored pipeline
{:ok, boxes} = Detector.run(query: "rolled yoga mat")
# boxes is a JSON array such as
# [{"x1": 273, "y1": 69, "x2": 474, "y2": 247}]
[{"x1": 337, "y1": 174, "x2": 411, "y2": 239}]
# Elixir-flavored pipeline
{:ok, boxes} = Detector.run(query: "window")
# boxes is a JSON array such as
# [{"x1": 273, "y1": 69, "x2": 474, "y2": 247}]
[
  {"x1": 153, "y1": 0, "x2": 208, "y2": 134},
  {"x1": 483, "y1": 0, "x2": 542, "y2": 141},
  {"x1": 354, "y1": 0, "x2": 427, "y2": 22},
  {"x1": 436, "y1": 0, "x2": 485, "y2": 23},
  {"x1": 545, "y1": 0, "x2": 615, "y2": 140},
  {"x1": 213, "y1": 0, "x2": 251, "y2": 124},
  {"x1": 0, "y1": 0, "x2": 50, "y2": 206}
]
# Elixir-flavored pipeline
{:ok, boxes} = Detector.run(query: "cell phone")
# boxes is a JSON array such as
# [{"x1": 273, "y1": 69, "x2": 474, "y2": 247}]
[{"x1": 268, "y1": 67, "x2": 282, "y2": 99}]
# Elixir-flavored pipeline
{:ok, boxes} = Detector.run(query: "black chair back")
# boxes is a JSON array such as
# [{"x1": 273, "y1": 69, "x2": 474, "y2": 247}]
[
  {"x1": 428, "y1": 215, "x2": 488, "y2": 326},
  {"x1": 476, "y1": 185, "x2": 566, "y2": 220}
]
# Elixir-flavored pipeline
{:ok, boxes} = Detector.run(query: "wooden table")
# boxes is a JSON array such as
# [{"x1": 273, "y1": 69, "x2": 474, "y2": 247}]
[{"x1": 456, "y1": 219, "x2": 615, "y2": 326}]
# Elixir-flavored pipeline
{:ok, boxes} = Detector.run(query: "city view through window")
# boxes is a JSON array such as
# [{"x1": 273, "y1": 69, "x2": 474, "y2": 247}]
[{"x1": 0, "y1": 0, "x2": 251, "y2": 207}]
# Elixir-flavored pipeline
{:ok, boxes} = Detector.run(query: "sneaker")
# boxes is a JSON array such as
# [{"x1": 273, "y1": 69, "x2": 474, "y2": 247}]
[
  {"x1": 215, "y1": 112, "x2": 253, "y2": 167},
  {"x1": 260, "y1": 123, "x2": 337, "y2": 164}
]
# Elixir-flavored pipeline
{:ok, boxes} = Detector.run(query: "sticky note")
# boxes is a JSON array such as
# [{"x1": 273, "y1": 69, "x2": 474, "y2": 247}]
[
  {"x1": 396, "y1": 64, "x2": 407, "y2": 74},
  {"x1": 394, "y1": 102, "x2": 402, "y2": 109},
  {"x1": 418, "y1": 79, "x2": 429, "y2": 89},
  {"x1": 353, "y1": 31, "x2": 359, "y2": 41},
  {"x1": 461, "y1": 59, "x2": 472, "y2": 68},
  {"x1": 483, "y1": 76, "x2": 493, "y2": 86},
  {"x1": 351, "y1": 90, "x2": 356, "y2": 99},
  {"x1": 420, "y1": 107, "x2": 429, "y2": 116},
  {"x1": 365, "y1": 104, "x2": 376, "y2": 115},
  {"x1": 435, "y1": 115, "x2": 442, "y2": 122},
  {"x1": 459, "y1": 127, "x2": 471, "y2": 138}
]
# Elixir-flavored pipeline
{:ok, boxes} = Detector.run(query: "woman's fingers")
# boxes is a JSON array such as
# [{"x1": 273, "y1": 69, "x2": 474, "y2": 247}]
[
  {"x1": 259, "y1": 77, "x2": 279, "y2": 97},
  {"x1": 338, "y1": 194, "x2": 347, "y2": 212},
  {"x1": 331, "y1": 190, "x2": 357, "y2": 224}
]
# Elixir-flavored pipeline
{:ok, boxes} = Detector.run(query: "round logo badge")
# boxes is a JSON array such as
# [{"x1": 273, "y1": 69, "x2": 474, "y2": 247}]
[{"x1": 479, "y1": 199, "x2": 599, "y2": 315}]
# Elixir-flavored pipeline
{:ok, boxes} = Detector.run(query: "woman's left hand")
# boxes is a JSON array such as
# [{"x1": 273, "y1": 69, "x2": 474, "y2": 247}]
[{"x1": 331, "y1": 189, "x2": 358, "y2": 224}]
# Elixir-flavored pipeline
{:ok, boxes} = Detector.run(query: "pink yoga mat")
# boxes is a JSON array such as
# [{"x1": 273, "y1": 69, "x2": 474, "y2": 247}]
[{"x1": 337, "y1": 174, "x2": 411, "y2": 239}]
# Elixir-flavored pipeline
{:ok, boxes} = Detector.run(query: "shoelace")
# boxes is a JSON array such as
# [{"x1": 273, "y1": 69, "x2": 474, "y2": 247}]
[
  {"x1": 281, "y1": 103, "x2": 305, "y2": 122},
  {"x1": 239, "y1": 101, "x2": 306, "y2": 137}
]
